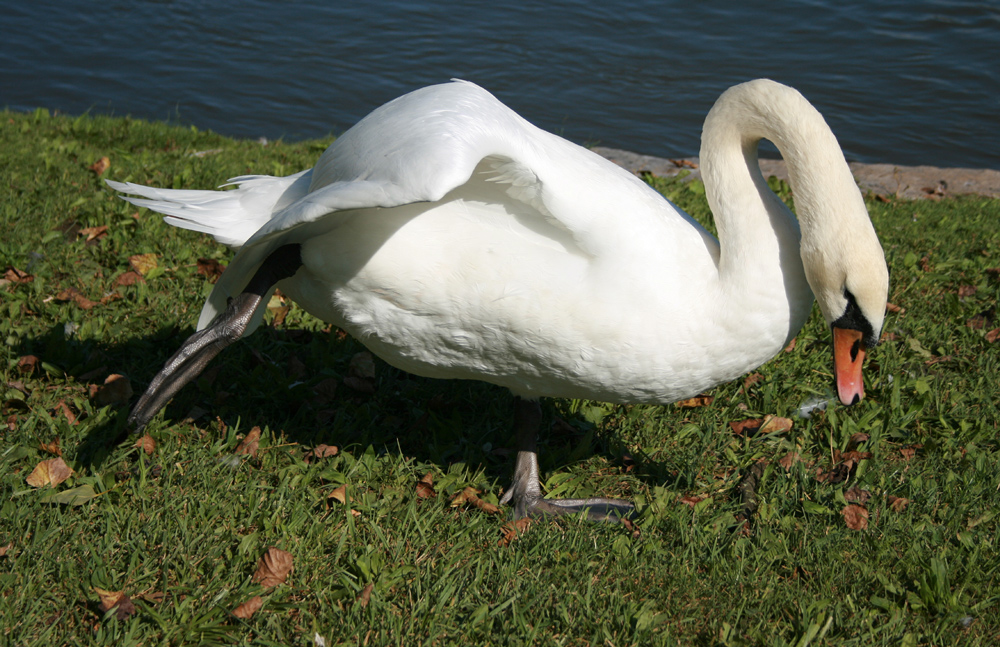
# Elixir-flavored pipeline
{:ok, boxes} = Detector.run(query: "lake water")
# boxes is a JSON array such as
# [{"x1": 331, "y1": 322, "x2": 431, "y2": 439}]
[{"x1": 4, "y1": 0, "x2": 998, "y2": 169}]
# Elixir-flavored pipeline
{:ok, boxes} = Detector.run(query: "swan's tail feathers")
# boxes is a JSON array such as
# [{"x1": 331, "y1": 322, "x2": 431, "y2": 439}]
[{"x1": 106, "y1": 170, "x2": 313, "y2": 249}]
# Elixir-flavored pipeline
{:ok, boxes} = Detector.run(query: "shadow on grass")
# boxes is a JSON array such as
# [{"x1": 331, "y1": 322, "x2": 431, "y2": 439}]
[{"x1": 16, "y1": 321, "x2": 675, "y2": 501}]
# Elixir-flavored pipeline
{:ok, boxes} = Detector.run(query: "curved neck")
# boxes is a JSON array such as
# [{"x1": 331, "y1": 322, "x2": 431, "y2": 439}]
[{"x1": 698, "y1": 80, "x2": 862, "y2": 345}]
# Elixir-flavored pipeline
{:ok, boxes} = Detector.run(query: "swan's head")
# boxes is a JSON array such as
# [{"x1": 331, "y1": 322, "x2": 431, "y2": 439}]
[{"x1": 800, "y1": 218, "x2": 889, "y2": 406}]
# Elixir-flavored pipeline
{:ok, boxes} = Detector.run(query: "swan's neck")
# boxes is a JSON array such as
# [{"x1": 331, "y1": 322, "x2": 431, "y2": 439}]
[{"x1": 699, "y1": 81, "x2": 861, "y2": 345}]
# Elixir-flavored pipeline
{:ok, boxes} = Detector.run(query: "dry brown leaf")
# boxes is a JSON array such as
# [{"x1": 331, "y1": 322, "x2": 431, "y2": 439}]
[
  {"x1": 679, "y1": 494, "x2": 709, "y2": 507},
  {"x1": 39, "y1": 437, "x2": 62, "y2": 456},
  {"x1": 621, "y1": 517, "x2": 641, "y2": 539},
  {"x1": 986, "y1": 328, "x2": 1000, "y2": 343},
  {"x1": 842, "y1": 504, "x2": 869, "y2": 530},
  {"x1": 729, "y1": 418, "x2": 762, "y2": 437},
  {"x1": 196, "y1": 258, "x2": 226, "y2": 282},
  {"x1": 0, "y1": 542, "x2": 11, "y2": 558},
  {"x1": 55, "y1": 400, "x2": 77, "y2": 425},
  {"x1": 451, "y1": 487, "x2": 501, "y2": 514},
  {"x1": 759, "y1": 415, "x2": 793, "y2": 435},
  {"x1": 743, "y1": 373, "x2": 764, "y2": 390},
  {"x1": 783, "y1": 337, "x2": 797, "y2": 353},
  {"x1": 94, "y1": 587, "x2": 137, "y2": 621},
  {"x1": 26, "y1": 457, "x2": 73, "y2": 487},
  {"x1": 17, "y1": 355, "x2": 39, "y2": 375},
  {"x1": 253, "y1": 547, "x2": 293, "y2": 588},
  {"x1": 56, "y1": 287, "x2": 100, "y2": 310},
  {"x1": 90, "y1": 374, "x2": 133, "y2": 407},
  {"x1": 778, "y1": 451, "x2": 801, "y2": 470},
  {"x1": 886, "y1": 302, "x2": 904, "y2": 313},
  {"x1": 957, "y1": 284, "x2": 977, "y2": 298},
  {"x1": 887, "y1": 495, "x2": 910, "y2": 513},
  {"x1": 356, "y1": 583, "x2": 374, "y2": 608},
  {"x1": 4, "y1": 266, "x2": 34, "y2": 284},
  {"x1": 135, "y1": 434, "x2": 156, "y2": 456},
  {"x1": 89, "y1": 157, "x2": 111, "y2": 175},
  {"x1": 80, "y1": 225, "x2": 109, "y2": 242},
  {"x1": 232, "y1": 595, "x2": 263, "y2": 619},
  {"x1": 498, "y1": 517, "x2": 533, "y2": 546},
  {"x1": 234, "y1": 426, "x2": 261, "y2": 457},
  {"x1": 900, "y1": 446, "x2": 917, "y2": 461},
  {"x1": 328, "y1": 485, "x2": 349, "y2": 504},
  {"x1": 676, "y1": 394, "x2": 714, "y2": 408},
  {"x1": 847, "y1": 433, "x2": 870, "y2": 450},
  {"x1": 844, "y1": 486, "x2": 871, "y2": 505},
  {"x1": 112, "y1": 270, "x2": 144, "y2": 288},
  {"x1": 415, "y1": 472, "x2": 436, "y2": 499},
  {"x1": 128, "y1": 253, "x2": 159, "y2": 276},
  {"x1": 305, "y1": 444, "x2": 340, "y2": 463}
]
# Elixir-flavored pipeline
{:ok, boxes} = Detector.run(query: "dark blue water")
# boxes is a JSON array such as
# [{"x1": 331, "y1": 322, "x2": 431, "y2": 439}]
[{"x1": 4, "y1": 0, "x2": 998, "y2": 169}]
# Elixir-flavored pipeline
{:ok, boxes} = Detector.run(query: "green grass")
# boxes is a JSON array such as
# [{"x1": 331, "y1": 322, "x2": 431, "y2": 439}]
[{"x1": 2, "y1": 107, "x2": 999, "y2": 646}]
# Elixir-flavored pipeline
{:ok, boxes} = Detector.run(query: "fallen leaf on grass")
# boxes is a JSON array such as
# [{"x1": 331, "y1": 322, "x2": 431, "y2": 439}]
[
  {"x1": 89, "y1": 157, "x2": 111, "y2": 176},
  {"x1": 26, "y1": 457, "x2": 73, "y2": 487},
  {"x1": 886, "y1": 302, "x2": 904, "y2": 313},
  {"x1": 844, "y1": 486, "x2": 871, "y2": 505},
  {"x1": 90, "y1": 374, "x2": 133, "y2": 407},
  {"x1": 778, "y1": 451, "x2": 801, "y2": 470},
  {"x1": 232, "y1": 596, "x2": 263, "y2": 619},
  {"x1": 94, "y1": 587, "x2": 137, "y2": 621},
  {"x1": 135, "y1": 434, "x2": 156, "y2": 456},
  {"x1": 730, "y1": 415, "x2": 793, "y2": 437},
  {"x1": 56, "y1": 287, "x2": 100, "y2": 310},
  {"x1": 842, "y1": 504, "x2": 869, "y2": 530},
  {"x1": 900, "y1": 446, "x2": 918, "y2": 461},
  {"x1": 328, "y1": 485, "x2": 349, "y2": 504},
  {"x1": 357, "y1": 583, "x2": 374, "y2": 608},
  {"x1": 676, "y1": 394, "x2": 713, "y2": 408},
  {"x1": 3, "y1": 266, "x2": 34, "y2": 284},
  {"x1": 679, "y1": 494, "x2": 709, "y2": 508},
  {"x1": 234, "y1": 426, "x2": 261, "y2": 456},
  {"x1": 304, "y1": 443, "x2": 338, "y2": 463},
  {"x1": 39, "y1": 437, "x2": 62, "y2": 456},
  {"x1": 253, "y1": 547, "x2": 293, "y2": 588},
  {"x1": 0, "y1": 543, "x2": 11, "y2": 557},
  {"x1": 887, "y1": 495, "x2": 910, "y2": 513},
  {"x1": 111, "y1": 271, "x2": 144, "y2": 288},
  {"x1": 986, "y1": 328, "x2": 999, "y2": 343},
  {"x1": 196, "y1": 258, "x2": 226, "y2": 282},
  {"x1": 79, "y1": 225, "x2": 109, "y2": 242},
  {"x1": 450, "y1": 487, "x2": 501, "y2": 514},
  {"x1": 498, "y1": 517, "x2": 533, "y2": 546},
  {"x1": 55, "y1": 400, "x2": 77, "y2": 425},
  {"x1": 415, "y1": 472, "x2": 436, "y2": 499},
  {"x1": 128, "y1": 253, "x2": 159, "y2": 276},
  {"x1": 17, "y1": 355, "x2": 39, "y2": 375}
]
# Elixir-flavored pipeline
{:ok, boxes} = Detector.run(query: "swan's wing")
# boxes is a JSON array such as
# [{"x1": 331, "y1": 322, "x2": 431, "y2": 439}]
[{"x1": 200, "y1": 80, "x2": 671, "y2": 332}]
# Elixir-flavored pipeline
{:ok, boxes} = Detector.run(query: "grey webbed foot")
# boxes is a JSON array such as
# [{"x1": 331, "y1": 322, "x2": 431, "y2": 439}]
[{"x1": 499, "y1": 398, "x2": 635, "y2": 522}]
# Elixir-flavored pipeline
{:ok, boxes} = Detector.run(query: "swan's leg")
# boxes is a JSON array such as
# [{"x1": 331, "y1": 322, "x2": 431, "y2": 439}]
[
  {"x1": 127, "y1": 244, "x2": 302, "y2": 432},
  {"x1": 499, "y1": 397, "x2": 634, "y2": 522}
]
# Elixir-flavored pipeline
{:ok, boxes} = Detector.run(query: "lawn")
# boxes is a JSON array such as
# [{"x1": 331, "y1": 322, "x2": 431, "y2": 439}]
[{"x1": 1, "y1": 107, "x2": 998, "y2": 646}]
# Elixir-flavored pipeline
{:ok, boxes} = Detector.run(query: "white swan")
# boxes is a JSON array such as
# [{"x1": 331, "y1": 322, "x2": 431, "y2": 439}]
[{"x1": 109, "y1": 79, "x2": 888, "y2": 519}]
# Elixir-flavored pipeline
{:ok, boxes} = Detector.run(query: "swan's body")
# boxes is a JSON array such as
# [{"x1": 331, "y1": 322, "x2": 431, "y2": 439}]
[{"x1": 112, "y1": 79, "x2": 888, "y2": 519}]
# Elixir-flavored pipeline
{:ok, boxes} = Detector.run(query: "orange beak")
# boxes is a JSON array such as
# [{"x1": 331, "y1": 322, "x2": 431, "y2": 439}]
[{"x1": 833, "y1": 327, "x2": 866, "y2": 405}]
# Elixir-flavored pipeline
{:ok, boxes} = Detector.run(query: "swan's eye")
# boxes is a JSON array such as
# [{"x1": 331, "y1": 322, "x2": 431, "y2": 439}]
[{"x1": 832, "y1": 289, "x2": 876, "y2": 347}]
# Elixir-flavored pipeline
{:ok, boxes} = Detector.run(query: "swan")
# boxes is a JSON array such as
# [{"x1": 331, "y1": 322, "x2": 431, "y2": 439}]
[{"x1": 109, "y1": 79, "x2": 888, "y2": 520}]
